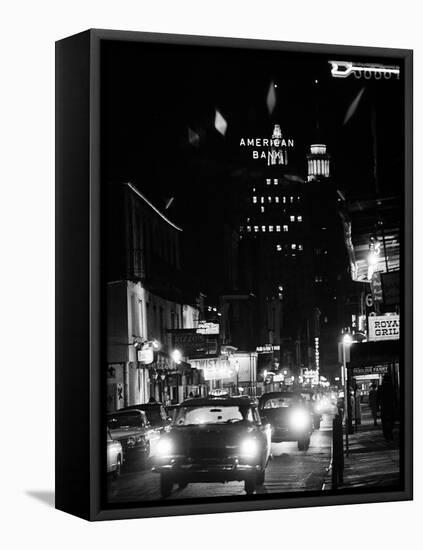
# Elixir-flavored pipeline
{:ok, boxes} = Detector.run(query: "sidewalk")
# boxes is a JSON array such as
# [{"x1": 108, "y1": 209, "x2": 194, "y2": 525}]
[{"x1": 328, "y1": 406, "x2": 400, "y2": 490}]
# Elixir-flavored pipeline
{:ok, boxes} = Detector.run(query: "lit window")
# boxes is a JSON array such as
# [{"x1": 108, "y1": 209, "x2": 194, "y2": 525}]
[
  {"x1": 261, "y1": 206, "x2": 265, "y2": 213},
  {"x1": 290, "y1": 215, "x2": 295, "y2": 222},
  {"x1": 261, "y1": 197, "x2": 264, "y2": 203},
  {"x1": 283, "y1": 225, "x2": 288, "y2": 232},
  {"x1": 283, "y1": 196, "x2": 286, "y2": 203},
  {"x1": 276, "y1": 244, "x2": 282, "y2": 251},
  {"x1": 239, "y1": 226, "x2": 243, "y2": 232},
  {"x1": 278, "y1": 285, "x2": 283, "y2": 291},
  {"x1": 262, "y1": 226, "x2": 266, "y2": 232},
  {"x1": 266, "y1": 178, "x2": 271, "y2": 185},
  {"x1": 246, "y1": 226, "x2": 251, "y2": 232},
  {"x1": 268, "y1": 196, "x2": 272, "y2": 203},
  {"x1": 269, "y1": 226, "x2": 274, "y2": 232},
  {"x1": 298, "y1": 244, "x2": 303, "y2": 250},
  {"x1": 274, "y1": 178, "x2": 278, "y2": 185},
  {"x1": 276, "y1": 225, "x2": 281, "y2": 232},
  {"x1": 275, "y1": 196, "x2": 279, "y2": 203},
  {"x1": 297, "y1": 216, "x2": 302, "y2": 222},
  {"x1": 290, "y1": 196, "x2": 294, "y2": 203},
  {"x1": 254, "y1": 226, "x2": 259, "y2": 232},
  {"x1": 291, "y1": 244, "x2": 296, "y2": 250},
  {"x1": 253, "y1": 196, "x2": 257, "y2": 203}
]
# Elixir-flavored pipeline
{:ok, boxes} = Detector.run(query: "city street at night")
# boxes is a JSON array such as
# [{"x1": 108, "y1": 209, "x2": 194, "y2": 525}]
[
  {"x1": 103, "y1": 39, "x2": 404, "y2": 505},
  {"x1": 108, "y1": 414, "x2": 333, "y2": 502}
]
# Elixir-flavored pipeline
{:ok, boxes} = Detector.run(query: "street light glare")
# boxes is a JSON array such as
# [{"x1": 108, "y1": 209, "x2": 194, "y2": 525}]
[
  {"x1": 171, "y1": 349, "x2": 182, "y2": 364},
  {"x1": 343, "y1": 333, "x2": 353, "y2": 345}
]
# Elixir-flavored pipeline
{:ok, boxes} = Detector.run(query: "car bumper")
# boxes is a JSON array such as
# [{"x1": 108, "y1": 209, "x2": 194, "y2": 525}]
[
  {"x1": 153, "y1": 458, "x2": 261, "y2": 481},
  {"x1": 271, "y1": 427, "x2": 310, "y2": 442}
]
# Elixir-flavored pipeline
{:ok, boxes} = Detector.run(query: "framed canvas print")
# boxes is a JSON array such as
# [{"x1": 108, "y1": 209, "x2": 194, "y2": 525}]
[{"x1": 55, "y1": 29, "x2": 413, "y2": 521}]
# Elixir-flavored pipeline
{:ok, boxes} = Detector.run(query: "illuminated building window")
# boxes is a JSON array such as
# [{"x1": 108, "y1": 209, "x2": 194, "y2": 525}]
[
  {"x1": 260, "y1": 197, "x2": 264, "y2": 203},
  {"x1": 253, "y1": 196, "x2": 257, "y2": 203},
  {"x1": 278, "y1": 285, "x2": 283, "y2": 291},
  {"x1": 268, "y1": 196, "x2": 272, "y2": 203},
  {"x1": 290, "y1": 196, "x2": 294, "y2": 203},
  {"x1": 276, "y1": 244, "x2": 282, "y2": 251},
  {"x1": 266, "y1": 178, "x2": 271, "y2": 185},
  {"x1": 315, "y1": 275, "x2": 323, "y2": 283},
  {"x1": 239, "y1": 226, "x2": 243, "y2": 232},
  {"x1": 275, "y1": 196, "x2": 279, "y2": 203},
  {"x1": 276, "y1": 225, "x2": 281, "y2": 232},
  {"x1": 283, "y1": 197, "x2": 286, "y2": 203},
  {"x1": 297, "y1": 216, "x2": 302, "y2": 222},
  {"x1": 283, "y1": 225, "x2": 288, "y2": 232},
  {"x1": 298, "y1": 244, "x2": 303, "y2": 250},
  {"x1": 274, "y1": 178, "x2": 278, "y2": 185},
  {"x1": 246, "y1": 226, "x2": 251, "y2": 232},
  {"x1": 254, "y1": 226, "x2": 259, "y2": 232},
  {"x1": 291, "y1": 243, "x2": 296, "y2": 250},
  {"x1": 290, "y1": 215, "x2": 295, "y2": 222},
  {"x1": 269, "y1": 226, "x2": 274, "y2": 232},
  {"x1": 262, "y1": 225, "x2": 266, "y2": 232},
  {"x1": 261, "y1": 206, "x2": 265, "y2": 213},
  {"x1": 297, "y1": 196, "x2": 300, "y2": 201}
]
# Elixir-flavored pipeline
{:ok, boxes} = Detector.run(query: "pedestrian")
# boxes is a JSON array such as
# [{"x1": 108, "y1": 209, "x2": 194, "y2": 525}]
[
  {"x1": 368, "y1": 383, "x2": 379, "y2": 426},
  {"x1": 378, "y1": 374, "x2": 395, "y2": 441},
  {"x1": 354, "y1": 387, "x2": 362, "y2": 426}
]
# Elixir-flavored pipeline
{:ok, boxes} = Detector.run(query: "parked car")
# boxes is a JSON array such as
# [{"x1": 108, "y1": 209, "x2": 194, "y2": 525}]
[
  {"x1": 258, "y1": 391, "x2": 313, "y2": 450},
  {"x1": 121, "y1": 402, "x2": 171, "y2": 432},
  {"x1": 153, "y1": 396, "x2": 271, "y2": 497},
  {"x1": 107, "y1": 409, "x2": 159, "y2": 468},
  {"x1": 107, "y1": 429, "x2": 123, "y2": 479}
]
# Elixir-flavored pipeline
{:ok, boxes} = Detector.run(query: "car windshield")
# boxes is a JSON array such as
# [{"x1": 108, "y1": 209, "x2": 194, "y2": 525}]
[
  {"x1": 262, "y1": 396, "x2": 297, "y2": 409},
  {"x1": 174, "y1": 405, "x2": 253, "y2": 426},
  {"x1": 107, "y1": 412, "x2": 141, "y2": 429},
  {"x1": 145, "y1": 408, "x2": 164, "y2": 424}
]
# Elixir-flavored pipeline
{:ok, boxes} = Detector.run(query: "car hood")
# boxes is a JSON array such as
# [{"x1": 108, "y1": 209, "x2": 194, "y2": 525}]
[{"x1": 167, "y1": 423, "x2": 258, "y2": 456}]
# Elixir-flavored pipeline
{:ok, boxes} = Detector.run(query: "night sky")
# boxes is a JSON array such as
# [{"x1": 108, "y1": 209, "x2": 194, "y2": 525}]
[{"x1": 101, "y1": 38, "x2": 404, "y2": 297}]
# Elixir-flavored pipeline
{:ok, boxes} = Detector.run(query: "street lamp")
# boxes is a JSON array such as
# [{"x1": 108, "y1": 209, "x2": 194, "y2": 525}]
[
  {"x1": 342, "y1": 333, "x2": 353, "y2": 454},
  {"x1": 171, "y1": 349, "x2": 182, "y2": 365}
]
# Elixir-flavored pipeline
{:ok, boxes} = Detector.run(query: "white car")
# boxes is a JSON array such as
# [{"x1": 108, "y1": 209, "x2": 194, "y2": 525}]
[{"x1": 107, "y1": 429, "x2": 123, "y2": 479}]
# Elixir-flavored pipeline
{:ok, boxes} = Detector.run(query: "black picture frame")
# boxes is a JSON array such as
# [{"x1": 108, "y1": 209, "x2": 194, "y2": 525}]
[{"x1": 55, "y1": 29, "x2": 413, "y2": 521}]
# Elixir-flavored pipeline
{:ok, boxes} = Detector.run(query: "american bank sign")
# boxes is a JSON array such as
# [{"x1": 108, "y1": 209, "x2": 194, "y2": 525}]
[
  {"x1": 368, "y1": 314, "x2": 400, "y2": 342},
  {"x1": 239, "y1": 124, "x2": 294, "y2": 162}
]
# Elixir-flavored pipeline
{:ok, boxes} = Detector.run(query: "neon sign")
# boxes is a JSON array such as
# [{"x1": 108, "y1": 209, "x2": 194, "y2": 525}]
[{"x1": 329, "y1": 61, "x2": 400, "y2": 80}]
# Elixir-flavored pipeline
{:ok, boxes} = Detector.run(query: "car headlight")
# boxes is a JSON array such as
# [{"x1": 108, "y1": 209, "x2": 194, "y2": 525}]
[
  {"x1": 290, "y1": 409, "x2": 309, "y2": 430},
  {"x1": 157, "y1": 438, "x2": 173, "y2": 457},
  {"x1": 240, "y1": 438, "x2": 259, "y2": 458}
]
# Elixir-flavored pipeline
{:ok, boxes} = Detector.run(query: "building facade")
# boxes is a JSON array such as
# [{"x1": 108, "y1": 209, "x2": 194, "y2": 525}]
[{"x1": 106, "y1": 182, "x2": 203, "y2": 411}]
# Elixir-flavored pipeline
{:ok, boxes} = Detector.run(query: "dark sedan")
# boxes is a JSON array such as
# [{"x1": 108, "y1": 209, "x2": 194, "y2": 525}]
[
  {"x1": 153, "y1": 397, "x2": 271, "y2": 497},
  {"x1": 258, "y1": 391, "x2": 313, "y2": 450},
  {"x1": 121, "y1": 402, "x2": 171, "y2": 432}
]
